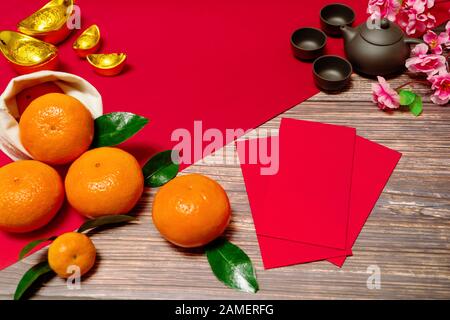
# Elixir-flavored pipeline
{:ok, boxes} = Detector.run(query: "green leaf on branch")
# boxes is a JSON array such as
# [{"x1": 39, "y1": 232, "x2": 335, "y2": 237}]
[
  {"x1": 14, "y1": 261, "x2": 54, "y2": 300},
  {"x1": 77, "y1": 215, "x2": 136, "y2": 233},
  {"x1": 399, "y1": 90, "x2": 416, "y2": 106},
  {"x1": 206, "y1": 238, "x2": 259, "y2": 294},
  {"x1": 92, "y1": 112, "x2": 149, "y2": 147},
  {"x1": 18, "y1": 237, "x2": 56, "y2": 260},
  {"x1": 409, "y1": 95, "x2": 423, "y2": 117},
  {"x1": 142, "y1": 150, "x2": 180, "y2": 187}
]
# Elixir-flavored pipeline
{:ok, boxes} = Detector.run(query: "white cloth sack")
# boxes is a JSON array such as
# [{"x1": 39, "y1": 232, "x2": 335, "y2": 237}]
[{"x1": 0, "y1": 71, "x2": 103, "y2": 161}]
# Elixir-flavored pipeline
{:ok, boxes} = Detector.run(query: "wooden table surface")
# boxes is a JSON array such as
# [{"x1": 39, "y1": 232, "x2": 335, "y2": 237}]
[{"x1": 0, "y1": 73, "x2": 449, "y2": 300}]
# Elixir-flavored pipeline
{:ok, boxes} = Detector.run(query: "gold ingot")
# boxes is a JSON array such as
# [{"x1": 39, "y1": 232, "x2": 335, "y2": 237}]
[
  {"x1": 17, "y1": 0, "x2": 74, "y2": 44},
  {"x1": 0, "y1": 30, "x2": 58, "y2": 74},
  {"x1": 87, "y1": 53, "x2": 127, "y2": 76},
  {"x1": 73, "y1": 25, "x2": 101, "y2": 58}
]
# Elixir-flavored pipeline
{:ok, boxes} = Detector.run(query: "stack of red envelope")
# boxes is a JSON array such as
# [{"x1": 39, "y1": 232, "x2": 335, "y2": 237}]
[{"x1": 237, "y1": 118, "x2": 402, "y2": 269}]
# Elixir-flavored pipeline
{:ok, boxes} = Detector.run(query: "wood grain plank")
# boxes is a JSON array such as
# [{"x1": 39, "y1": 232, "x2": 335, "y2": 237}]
[{"x1": 0, "y1": 73, "x2": 449, "y2": 300}]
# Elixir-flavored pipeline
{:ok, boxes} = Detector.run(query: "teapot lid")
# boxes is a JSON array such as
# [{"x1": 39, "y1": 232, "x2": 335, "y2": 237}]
[{"x1": 360, "y1": 19, "x2": 404, "y2": 45}]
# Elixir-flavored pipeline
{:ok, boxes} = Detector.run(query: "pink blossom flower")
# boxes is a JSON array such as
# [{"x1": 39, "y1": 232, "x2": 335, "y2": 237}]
[
  {"x1": 445, "y1": 21, "x2": 450, "y2": 49},
  {"x1": 405, "y1": 43, "x2": 446, "y2": 75},
  {"x1": 405, "y1": 0, "x2": 435, "y2": 14},
  {"x1": 424, "y1": 30, "x2": 449, "y2": 54},
  {"x1": 396, "y1": 8, "x2": 436, "y2": 36},
  {"x1": 372, "y1": 76, "x2": 400, "y2": 110},
  {"x1": 367, "y1": 0, "x2": 401, "y2": 21},
  {"x1": 428, "y1": 72, "x2": 450, "y2": 105},
  {"x1": 411, "y1": 43, "x2": 429, "y2": 57}
]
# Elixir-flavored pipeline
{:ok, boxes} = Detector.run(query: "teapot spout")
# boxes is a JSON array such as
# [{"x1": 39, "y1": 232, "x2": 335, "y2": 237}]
[
  {"x1": 340, "y1": 25, "x2": 357, "y2": 43},
  {"x1": 404, "y1": 37, "x2": 423, "y2": 45}
]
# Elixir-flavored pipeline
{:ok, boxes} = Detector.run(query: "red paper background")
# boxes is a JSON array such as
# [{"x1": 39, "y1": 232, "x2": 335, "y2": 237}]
[{"x1": 0, "y1": 0, "x2": 369, "y2": 167}]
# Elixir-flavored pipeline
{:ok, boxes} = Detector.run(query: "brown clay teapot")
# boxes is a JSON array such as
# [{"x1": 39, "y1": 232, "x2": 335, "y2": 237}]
[{"x1": 341, "y1": 19, "x2": 422, "y2": 76}]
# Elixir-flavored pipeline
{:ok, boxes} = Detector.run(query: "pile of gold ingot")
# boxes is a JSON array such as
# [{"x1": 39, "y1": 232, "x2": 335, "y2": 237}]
[{"x1": 0, "y1": 0, "x2": 126, "y2": 76}]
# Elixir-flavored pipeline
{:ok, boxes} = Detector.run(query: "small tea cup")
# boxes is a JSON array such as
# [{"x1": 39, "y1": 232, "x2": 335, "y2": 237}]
[
  {"x1": 291, "y1": 27, "x2": 327, "y2": 61},
  {"x1": 313, "y1": 55, "x2": 352, "y2": 91},
  {"x1": 320, "y1": 3, "x2": 355, "y2": 37}
]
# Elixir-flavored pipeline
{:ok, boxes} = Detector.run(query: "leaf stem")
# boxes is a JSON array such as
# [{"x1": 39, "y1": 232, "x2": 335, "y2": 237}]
[{"x1": 395, "y1": 80, "x2": 430, "y2": 90}]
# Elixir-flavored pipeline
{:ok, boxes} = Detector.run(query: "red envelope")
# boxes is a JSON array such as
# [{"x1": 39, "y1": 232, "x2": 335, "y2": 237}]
[
  {"x1": 237, "y1": 123, "x2": 401, "y2": 269},
  {"x1": 327, "y1": 136, "x2": 402, "y2": 267},
  {"x1": 237, "y1": 138, "x2": 352, "y2": 269},
  {"x1": 258, "y1": 119, "x2": 356, "y2": 250}
]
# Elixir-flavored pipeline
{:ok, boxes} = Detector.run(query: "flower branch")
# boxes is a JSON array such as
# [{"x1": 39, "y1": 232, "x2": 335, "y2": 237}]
[{"x1": 370, "y1": 4, "x2": 449, "y2": 114}]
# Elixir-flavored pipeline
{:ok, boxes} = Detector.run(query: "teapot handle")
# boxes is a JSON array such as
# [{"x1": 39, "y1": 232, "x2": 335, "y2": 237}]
[{"x1": 404, "y1": 38, "x2": 424, "y2": 45}]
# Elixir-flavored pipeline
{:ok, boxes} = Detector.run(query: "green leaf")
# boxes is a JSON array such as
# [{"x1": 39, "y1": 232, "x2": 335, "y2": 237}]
[
  {"x1": 142, "y1": 150, "x2": 179, "y2": 187},
  {"x1": 14, "y1": 261, "x2": 53, "y2": 300},
  {"x1": 92, "y1": 112, "x2": 149, "y2": 147},
  {"x1": 409, "y1": 95, "x2": 423, "y2": 116},
  {"x1": 206, "y1": 239, "x2": 259, "y2": 294},
  {"x1": 19, "y1": 237, "x2": 56, "y2": 261},
  {"x1": 77, "y1": 215, "x2": 136, "y2": 233},
  {"x1": 399, "y1": 90, "x2": 416, "y2": 106}
]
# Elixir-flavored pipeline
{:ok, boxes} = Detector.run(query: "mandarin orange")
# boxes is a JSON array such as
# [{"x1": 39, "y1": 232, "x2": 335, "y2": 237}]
[
  {"x1": 65, "y1": 147, "x2": 144, "y2": 218},
  {"x1": 19, "y1": 93, "x2": 94, "y2": 165},
  {"x1": 152, "y1": 174, "x2": 231, "y2": 248},
  {"x1": 48, "y1": 232, "x2": 96, "y2": 278},
  {"x1": 16, "y1": 82, "x2": 63, "y2": 116},
  {"x1": 0, "y1": 160, "x2": 64, "y2": 233}
]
